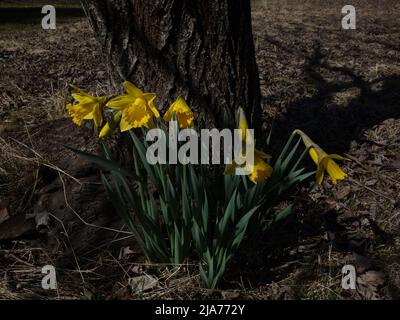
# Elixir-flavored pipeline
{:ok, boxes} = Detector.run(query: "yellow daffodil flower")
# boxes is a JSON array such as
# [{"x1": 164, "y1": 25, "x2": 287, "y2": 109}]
[
  {"x1": 163, "y1": 97, "x2": 194, "y2": 129},
  {"x1": 224, "y1": 107, "x2": 273, "y2": 184},
  {"x1": 224, "y1": 149, "x2": 273, "y2": 184},
  {"x1": 66, "y1": 84, "x2": 105, "y2": 128},
  {"x1": 106, "y1": 81, "x2": 160, "y2": 131},
  {"x1": 294, "y1": 129, "x2": 348, "y2": 185}
]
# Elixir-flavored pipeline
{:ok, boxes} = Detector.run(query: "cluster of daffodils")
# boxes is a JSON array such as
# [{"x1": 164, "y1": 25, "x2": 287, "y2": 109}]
[
  {"x1": 66, "y1": 81, "x2": 350, "y2": 289},
  {"x1": 66, "y1": 82, "x2": 348, "y2": 185},
  {"x1": 66, "y1": 81, "x2": 194, "y2": 136}
]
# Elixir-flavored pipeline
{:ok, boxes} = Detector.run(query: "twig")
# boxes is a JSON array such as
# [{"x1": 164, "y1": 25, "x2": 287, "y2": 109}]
[
  {"x1": 58, "y1": 172, "x2": 132, "y2": 235},
  {"x1": 345, "y1": 153, "x2": 400, "y2": 185},
  {"x1": 348, "y1": 177, "x2": 396, "y2": 204},
  {"x1": 49, "y1": 212, "x2": 85, "y2": 287},
  {"x1": 8, "y1": 137, "x2": 82, "y2": 185}
]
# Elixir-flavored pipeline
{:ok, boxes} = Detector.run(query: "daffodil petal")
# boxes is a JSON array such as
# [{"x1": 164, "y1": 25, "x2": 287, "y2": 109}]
[
  {"x1": 326, "y1": 159, "x2": 347, "y2": 184},
  {"x1": 123, "y1": 81, "x2": 143, "y2": 98},
  {"x1": 106, "y1": 95, "x2": 134, "y2": 110},
  {"x1": 72, "y1": 92, "x2": 95, "y2": 104},
  {"x1": 316, "y1": 156, "x2": 330, "y2": 184},
  {"x1": 315, "y1": 164, "x2": 325, "y2": 185},
  {"x1": 83, "y1": 112, "x2": 94, "y2": 120},
  {"x1": 329, "y1": 154, "x2": 349, "y2": 161},
  {"x1": 309, "y1": 147, "x2": 319, "y2": 165},
  {"x1": 92, "y1": 104, "x2": 103, "y2": 128},
  {"x1": 144, "y1": 93, "x2": 160, "y2": 118},
  {"x1": 163, "y1": 107, "x2": 173, "y2": 122},
  {"x1": 143, "y1": 93, "x2": 156, "y2": 102}
]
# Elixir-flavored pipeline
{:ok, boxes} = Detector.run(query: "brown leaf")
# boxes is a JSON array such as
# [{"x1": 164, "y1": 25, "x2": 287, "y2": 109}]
[
  {"x1": 0, "y1": 207, "x2": 10, "y2": 224},
  {"x1": 221, "y1": 290, "x2": 241, "y2": 300},
  {"x1": 356, "y1": 270, "x2": 386, "y2": 300},
  {"x1": 336, "y1": 185, "x2": 351, "y2": 200},
  {"x1": 358, "y1": 271, "x2": 386, "y2": 287}
]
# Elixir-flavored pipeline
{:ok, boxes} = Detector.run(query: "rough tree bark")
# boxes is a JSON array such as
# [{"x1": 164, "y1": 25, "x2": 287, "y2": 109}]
[{"x1": 80, "y1": 0, "x2": 261, "y2": 129}]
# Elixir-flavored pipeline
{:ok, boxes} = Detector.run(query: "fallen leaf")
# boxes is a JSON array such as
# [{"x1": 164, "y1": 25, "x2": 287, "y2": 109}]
[
  {"x1": 0, "y1": 207, "x2": 10, "y2": 224},
  {"x1": 128, "y1": 275, "x2": 159, "y2": 294},
  {"x1": 118, "y1": 246, "x2": 135, "y2": 260},
  {"x1": 221, "y1": 290, "x2": 240, "y2": 300},
  {"x1": 358, "y1": 271, "x2": 385, "y2": 287},
  {"x1": 336, "y1": 185, "x2": 351, "y2": 200},
  {"x1": 35, "y1": 211, "x2": 50, "y2": 233},
  {"x1": 356, "y1": 271, "x2": 386, "y2": 300}
]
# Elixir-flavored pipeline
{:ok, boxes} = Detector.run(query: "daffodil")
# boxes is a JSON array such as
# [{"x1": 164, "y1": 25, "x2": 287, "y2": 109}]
[
  {"x1": 224, "y1": 107, "x2": 273, "y2": 184},
  {"x1": 163, "y1": 97, "x2": 194, "y2": 129},
  {"x1": 224, "y1": 149, "x2": 273, "y2": 184},
  {"x1": 106, "y1": 81, "x2": 160, "y2": 132},
  {"x1": 294, "y1": 129, "x2": 348, "y2": 185},
  {"x1": 66, "y1": 84, "x2": 105, "y2": 128}
]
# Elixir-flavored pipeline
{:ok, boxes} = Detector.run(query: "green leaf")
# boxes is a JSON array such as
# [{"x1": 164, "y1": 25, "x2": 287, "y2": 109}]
[
  {"x1": 129, "y1": 131, "x2": 160, "y2": 189},
  {"x1": 280, "y1": 138, "x2": 301, "y2": 172},
  {"x1": 218, "y1": 189, "x2": 237, "y2": 236},
  {"x1": 232, "y1": 205, "x2": 260, "y2": 249},
  {"x1": 274, "y1": 204, "x2": 294, "y2": 222}
]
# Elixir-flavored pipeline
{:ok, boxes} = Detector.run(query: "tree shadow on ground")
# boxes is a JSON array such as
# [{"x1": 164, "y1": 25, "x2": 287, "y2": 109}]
[
  {"x1": 269, "y1": 41, "x2": 400, "y2": 154},
  {"x1": 226, "y1": 199, "x2": 394, "y2": 298},
  {"x1": 228, "y1": 40, "x2": 400, "y2": 296}
]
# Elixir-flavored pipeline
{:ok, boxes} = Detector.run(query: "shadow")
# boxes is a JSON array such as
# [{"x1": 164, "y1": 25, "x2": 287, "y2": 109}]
[
  {"x1": 268, "y1": 41, "x2": 400, "y2": 154},
  {"x1": 0, "y1": 7, "x2": 84, "y2": 24},
  {"x1": 223, "y1": 199, "x2": 394, "y2": 294}
]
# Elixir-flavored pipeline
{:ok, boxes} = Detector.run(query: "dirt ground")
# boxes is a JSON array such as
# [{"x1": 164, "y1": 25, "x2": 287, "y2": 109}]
[{"x1": 0, "y1": 0, "x2": 399, "y2": 299}]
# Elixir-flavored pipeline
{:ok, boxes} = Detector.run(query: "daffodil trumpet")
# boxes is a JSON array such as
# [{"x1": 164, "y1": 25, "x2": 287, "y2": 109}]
[
  {"x1": 294, "y1": 129, "x2": 348, "y2": 185},
  {"x1": 224, "y1": 148, "x2": 273, "y2": 184},
  {"x1": 106, "y1": 81, "x2": 160, "y2": 132}
]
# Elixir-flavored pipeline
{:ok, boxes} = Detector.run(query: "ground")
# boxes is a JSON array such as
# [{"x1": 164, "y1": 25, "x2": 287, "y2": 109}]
[{"x1": 0, "y1": 0, "x2": 399, "y2": 299}]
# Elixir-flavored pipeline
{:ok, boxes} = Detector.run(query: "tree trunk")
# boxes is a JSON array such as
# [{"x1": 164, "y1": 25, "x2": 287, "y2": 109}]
[{"x1": 80, "y1": 0, "x2": 261, "y2": 129}]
